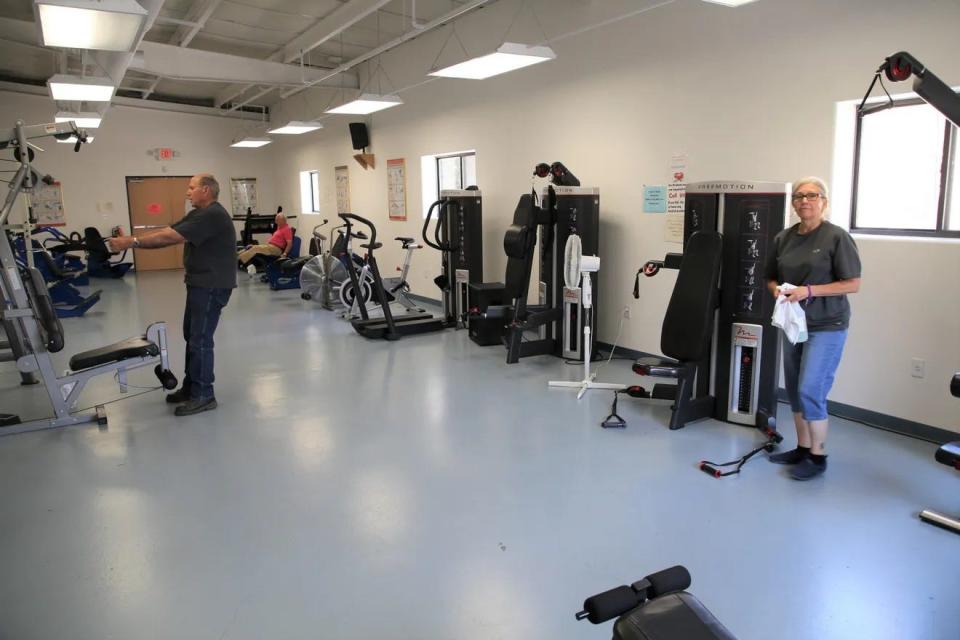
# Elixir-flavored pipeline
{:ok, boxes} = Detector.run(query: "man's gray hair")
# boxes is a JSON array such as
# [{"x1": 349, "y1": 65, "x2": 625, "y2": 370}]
[
  {"x1": 792, "y1": 176, "x2": 829, "y2": 200},
  {"x1": 198, "y1": 174, "x2": 220, "y2": 198}
]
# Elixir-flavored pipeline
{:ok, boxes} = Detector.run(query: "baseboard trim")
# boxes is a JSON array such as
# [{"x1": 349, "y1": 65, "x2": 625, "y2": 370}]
[
  {"x1": 596, "y1": 341, "x2": 956, "y2": 445},
  {"x1": 409, "y1": 293, "x2": 441, "y2": 306}
]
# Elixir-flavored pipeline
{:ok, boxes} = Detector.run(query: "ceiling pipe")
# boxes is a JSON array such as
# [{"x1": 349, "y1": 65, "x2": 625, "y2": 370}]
[{"x1": 280, "y1": 0, "x2": 498, "y2": 100}]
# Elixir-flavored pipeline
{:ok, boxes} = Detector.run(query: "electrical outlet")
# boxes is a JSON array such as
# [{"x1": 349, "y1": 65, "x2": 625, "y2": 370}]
[
  {"x1": 911, "y1": 358, "x2": 925, "y2": 379},
  {"x1": 623, "y1": 306, "x2": 631, "y2": 319}
]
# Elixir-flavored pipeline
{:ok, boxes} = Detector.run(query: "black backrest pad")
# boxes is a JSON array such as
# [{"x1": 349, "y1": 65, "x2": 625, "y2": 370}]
[
  {"x1": 503, "y1": 194, "x2": 539, "y2": 299},
  {"x1": 25, "y1": 267, "x2": 65, "y2": 353},
  {"x1": 661, "y1": 231, "x2": 722, "y2": 362},
  {"x1": 83, "y1": 227, "x2": 109, "y2": 262}
]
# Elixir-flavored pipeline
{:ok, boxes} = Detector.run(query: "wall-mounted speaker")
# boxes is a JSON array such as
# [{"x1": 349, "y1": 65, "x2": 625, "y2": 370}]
[{"x1": 349, "y1": 122, "x2": 369, "y2": 150}]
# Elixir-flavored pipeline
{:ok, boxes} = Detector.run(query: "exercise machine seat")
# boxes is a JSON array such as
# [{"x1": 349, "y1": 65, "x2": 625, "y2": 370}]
[
  {"x1": 361, "y1": 242, "x2": 383, "y2": 250},
  {"x1": 633, "y1": 230, "x2": 722, "y2": 374},
  {"x1": 614, "y1": 592, "x2": 737, "y2": 640},
  {"x1": 936, "y1": 442, "x2": 960, "y2": 469},
  {"x1": 69, "y1": 336, "x2": 159, "y2": 371},
  {"x1": 633, "y1": 357, "x2": 683, "y2": 378}
]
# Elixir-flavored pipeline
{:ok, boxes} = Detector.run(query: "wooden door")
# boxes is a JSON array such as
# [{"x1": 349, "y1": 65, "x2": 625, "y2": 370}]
[{"x1": 126, "y1": 177, "x2": 191, "y2": 271}]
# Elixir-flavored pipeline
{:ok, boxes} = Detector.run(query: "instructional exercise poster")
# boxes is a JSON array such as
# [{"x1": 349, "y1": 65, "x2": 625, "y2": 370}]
[
  {"x1": 387, "y1": 158, "x2": 407, "y2": 221},
  {"x1": 30, "y1": 181, "x2": 66, "y2": 226},
  {"x1": 335, "y1": 165, "x2": 351, "y2": 214},
  {"x1": 230, "y1": 177, "x2": 258, "y2": 217}
]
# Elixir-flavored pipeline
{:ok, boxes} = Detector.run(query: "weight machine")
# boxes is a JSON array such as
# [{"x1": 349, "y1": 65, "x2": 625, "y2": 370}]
[{"x1": 0, "y1": 119, "x2": 177, "y2": 436}]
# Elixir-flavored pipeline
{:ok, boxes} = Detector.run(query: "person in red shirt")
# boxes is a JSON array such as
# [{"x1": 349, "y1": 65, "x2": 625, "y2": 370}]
[{"x1": 237, "y1": 212, "x2": 294, "y2": 268}]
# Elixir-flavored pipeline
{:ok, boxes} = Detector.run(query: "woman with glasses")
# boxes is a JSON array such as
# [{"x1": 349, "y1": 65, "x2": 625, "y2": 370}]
[{"x1": 764, "y1": 177, "x2": 862, "y2": 480}]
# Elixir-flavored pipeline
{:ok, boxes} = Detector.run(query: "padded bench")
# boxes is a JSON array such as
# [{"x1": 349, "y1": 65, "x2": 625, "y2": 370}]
[
  {"x1": 935, "y1": 441, "x2": 960, "y2": 470},
  {"x1": 578, "y1": 566, "x2": 737, "y2": 640},
  {"x1": 69, "y1": 336, "x2": 159, "y2": 372}
]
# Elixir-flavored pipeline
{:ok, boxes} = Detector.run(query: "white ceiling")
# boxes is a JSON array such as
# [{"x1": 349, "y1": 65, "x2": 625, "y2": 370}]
[{"x1": 0, "y1": 0, "x2": 490, "y2": 112}]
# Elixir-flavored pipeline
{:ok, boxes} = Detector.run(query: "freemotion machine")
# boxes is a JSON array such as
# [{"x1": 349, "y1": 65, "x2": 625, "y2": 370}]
[
  {"x1": 422, "y1": 189, "x2": 483, "y2": 328},
  {"x1": 634, "y1": 180, "x2": 788, "y2": 430}
]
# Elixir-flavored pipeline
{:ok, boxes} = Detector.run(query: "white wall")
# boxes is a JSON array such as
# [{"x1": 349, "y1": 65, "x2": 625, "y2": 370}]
[
  {"x1": 269, "y1": 0, "x2": 960, "y2": 432},
  {"x1": 0, "y1": 91, "x2": 277, "y2": 233}
]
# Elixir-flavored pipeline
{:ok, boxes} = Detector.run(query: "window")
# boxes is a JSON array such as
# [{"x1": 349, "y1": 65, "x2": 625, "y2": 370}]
[
  {"x1": 437, "y1": 152, "x2": 477, "y2": 193},
  {"x1": 420, "y1": 150, "x2": 477, "y2": 218},
  {"x1": 299, "y1": 169, "x2": 322, "y2": 214},
  {"x1": 852, "y1": 98, "x2": 959, "y2": 236}
]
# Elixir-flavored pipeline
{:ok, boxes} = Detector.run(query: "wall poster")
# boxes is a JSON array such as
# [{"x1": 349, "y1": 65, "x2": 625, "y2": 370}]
[
  {"x1": 30, "y1": 180, "x2": 66, "y2": 226},
  {"x1": 387, "y1": 158, "x2": 407, "y2": 221},
  {"x1": 230, "y1": 177, "x2": 258, "y2": 217},
  {"x1": 335, "y1": 165, "x2": 351, "y2": 214}
]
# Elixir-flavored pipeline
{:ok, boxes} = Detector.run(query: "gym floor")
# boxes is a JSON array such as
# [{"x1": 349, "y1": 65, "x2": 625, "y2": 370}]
[{"x1": 1, "y1": 271, "x2": 957, "y2": 640}]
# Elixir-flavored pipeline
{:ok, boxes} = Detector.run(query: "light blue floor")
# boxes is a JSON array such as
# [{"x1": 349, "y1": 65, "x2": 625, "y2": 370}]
[{"x1": 1, "y1": 271, "x2": 958, "y2": 640}]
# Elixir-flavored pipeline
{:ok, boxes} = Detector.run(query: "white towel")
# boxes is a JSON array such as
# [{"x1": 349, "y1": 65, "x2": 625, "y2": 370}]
[{"x1": 772, "y1": 283, "x2": 808, "y2": 344}]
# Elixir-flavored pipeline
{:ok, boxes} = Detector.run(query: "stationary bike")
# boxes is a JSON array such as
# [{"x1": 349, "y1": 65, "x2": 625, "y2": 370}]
[
  {"x1": 339, "y1": 236, "x2": 425, "y2": 320},
  {"x1": 300, "y1": 223, "x2": 371, "y2": 310}
]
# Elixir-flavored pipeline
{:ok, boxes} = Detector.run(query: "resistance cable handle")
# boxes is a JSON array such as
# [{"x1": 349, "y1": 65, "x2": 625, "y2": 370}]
[{"x1": 421, "y1": 198, "x2": 451, "y2": 251}]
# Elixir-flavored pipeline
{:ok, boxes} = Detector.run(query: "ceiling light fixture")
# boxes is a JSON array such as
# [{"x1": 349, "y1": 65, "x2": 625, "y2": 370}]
[
  {"x1": 47, "y1": 74, "x2": 115, "y2": 101},
  {"x1": 55, "y1": 111, "x2": 102, "y2": 129},
  {"x1": 325, "y1": 93, "x2": 403, "y2": 115},
  {"x1": 34, "y1": 0, "x2": 148, "y2": 51},
  {"x1": 230, "y1": 137, "x2": 272, "y2": 148},
  {"x1": 700, "y1": 0, "x2": 761, "y2": 7},
  {"x1": 267, "y1": 121, "x2": 324, "y2": 135},
  {"x1": 429, "y1": 42, "x2": 556, "y2": 80}
]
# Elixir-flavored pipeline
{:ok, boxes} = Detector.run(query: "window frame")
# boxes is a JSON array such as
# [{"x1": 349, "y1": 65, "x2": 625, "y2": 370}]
[
  {"x1": 850, "y1": 95, "x2": 960, "y2": 238},
  {"x1": 435, "y1": 151, "x2": 476, "y2": 195}
]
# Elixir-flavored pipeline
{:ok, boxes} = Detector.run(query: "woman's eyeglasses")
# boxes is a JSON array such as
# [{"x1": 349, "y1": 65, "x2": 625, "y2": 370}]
[{"x1": 791, "y1": 192, "x2": 824, "y2": 202}]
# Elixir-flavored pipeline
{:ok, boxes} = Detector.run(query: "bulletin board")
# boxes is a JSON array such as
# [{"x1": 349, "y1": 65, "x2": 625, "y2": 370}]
[
  {"x1": 230, "y1": 177, "x2": 258, "y2": 216},
  {"x1": 335, "y1": 165, "x2": 351, "y2": 214},
  {"x1": 387, "y1": 158, "x2": 407, "y2": 221},
  {"x1": 30, "y1": 181, "x2": 66, "y2": 226}
]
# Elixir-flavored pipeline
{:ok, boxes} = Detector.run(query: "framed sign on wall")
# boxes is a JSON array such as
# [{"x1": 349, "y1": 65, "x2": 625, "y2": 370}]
[{"x1": 387, "y1": 158, "x2": 407, "y2": 221}]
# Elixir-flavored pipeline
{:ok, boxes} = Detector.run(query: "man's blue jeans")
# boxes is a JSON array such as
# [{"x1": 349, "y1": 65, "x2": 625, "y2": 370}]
[
  {"x1": 782, "y1": 329, "x2": 848, "y2": 421},
  {"x1": 183, "y1": 286, "x2": 232, "y2": 400}
]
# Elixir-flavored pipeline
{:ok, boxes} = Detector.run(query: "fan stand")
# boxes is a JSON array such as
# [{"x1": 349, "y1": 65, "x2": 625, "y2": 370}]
[{"x1": 548, "y1": 261, "x2": 626, "y2": 400}]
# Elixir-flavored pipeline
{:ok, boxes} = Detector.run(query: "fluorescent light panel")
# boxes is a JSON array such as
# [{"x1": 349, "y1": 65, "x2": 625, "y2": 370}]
[
  {"x1": 267, "y1": 121, "x2": 324, "y2": 135},
  {"x1": 325, "y1": 94, "x2": 402, "y2": 115},
  {"x1": 231, "y1": 138, "x2": 272, "y2": 148},
  {"x1": 429, "y1": 43, "x2": 556, "y2": 80},
  {"x1": 700, "y1": 0, "x2": 760, "y2": 6},
  {"x1": 55, "y1": 111, "x2": 102, "y2": 129},
  {"x1": 47, "y1": 74, "x2": 115, "y2": 101},
  {"x1": 36, "y1": 0, "x2": 147, "y2": 51}
]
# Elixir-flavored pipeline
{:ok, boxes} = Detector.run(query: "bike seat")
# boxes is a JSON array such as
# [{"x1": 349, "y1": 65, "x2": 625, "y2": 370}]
[
  {"x1": 395, "y1": 236, "x2": 414, "y2": 243},
  {"x1": 361, "y1": 242, "x2": 382, "y2": 250},
  {"x1": 352, "y1": 231, "x2": 368, "y2": 239}
]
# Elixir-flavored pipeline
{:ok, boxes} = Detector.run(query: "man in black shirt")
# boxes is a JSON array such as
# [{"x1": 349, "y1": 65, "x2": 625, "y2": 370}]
[{"x1": 107, "y1": 173, "x2": 237, "y2": 416}]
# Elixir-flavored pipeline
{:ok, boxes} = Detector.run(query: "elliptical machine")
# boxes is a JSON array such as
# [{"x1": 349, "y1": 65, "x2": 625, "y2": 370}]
[{"x1": 339, "y1": 213, "x2": 446, "y2": 340}]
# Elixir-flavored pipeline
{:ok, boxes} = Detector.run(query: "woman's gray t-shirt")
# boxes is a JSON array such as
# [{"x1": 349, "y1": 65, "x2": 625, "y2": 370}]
[{"x1": 764, "y1": 220, "x2": 861, "y2": 331}]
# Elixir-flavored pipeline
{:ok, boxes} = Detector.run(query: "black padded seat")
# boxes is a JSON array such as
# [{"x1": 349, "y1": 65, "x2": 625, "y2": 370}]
[
  {"x1": 280, "y1": 256, "x2": 310, "y2": 273},
  {"x1": 361, "y1": 242, "x2": 382, "y2": 250},
  {"x1": 614, "y1": 592, "x2": 737, "y2": 640},
  {"x1": 935, "y1": 442, "x2": 960, "y2": 469},
  {"x1": 394, "y1": 236, "x2": 414, "y2": 243},
  {"x1": 69, "y1": 336, "x2": 159, "y2": 371},
  {"x1": 633, "y1": 356, "x2": 682, "y2": 378}
]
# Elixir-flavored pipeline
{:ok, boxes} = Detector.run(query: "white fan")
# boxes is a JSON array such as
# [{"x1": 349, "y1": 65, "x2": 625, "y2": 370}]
[{"x1": 548, "y1": 234, "x2": 625, "y2": 399}]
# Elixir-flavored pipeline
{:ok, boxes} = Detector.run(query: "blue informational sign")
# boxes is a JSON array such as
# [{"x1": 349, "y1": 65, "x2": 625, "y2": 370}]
[{"x1": 643, "y1": 186, "x2": 667, "y2": 213}]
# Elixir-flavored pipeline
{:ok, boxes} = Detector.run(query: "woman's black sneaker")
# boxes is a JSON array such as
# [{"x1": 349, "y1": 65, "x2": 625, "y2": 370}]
[
  {"x1": 768, "y1": 447, "x2": 809, "y2": 465},
  {"x1": 790, "y1": 457, "x2": 827, "y2": 481}
]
